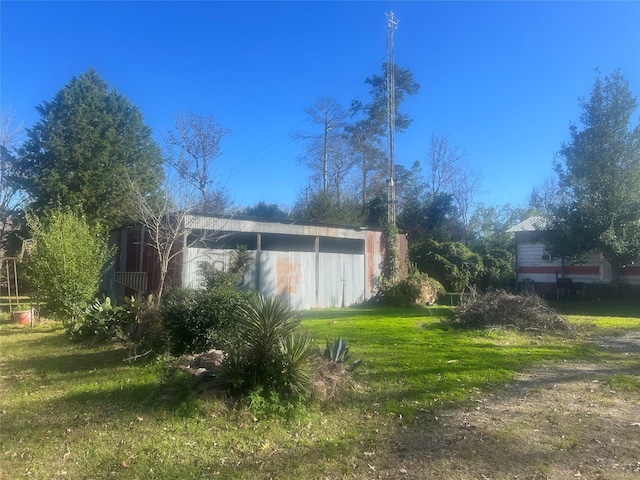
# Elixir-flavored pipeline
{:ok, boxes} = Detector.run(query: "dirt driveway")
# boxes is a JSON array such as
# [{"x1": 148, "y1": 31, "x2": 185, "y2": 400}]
[{"x1": 373, "y1": 333, "x2": 640, "y2": 480}]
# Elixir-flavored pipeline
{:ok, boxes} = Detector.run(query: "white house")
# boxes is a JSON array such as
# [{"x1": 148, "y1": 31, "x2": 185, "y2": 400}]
[{"x1": 508, "y1": 216, "x2": 640, "y2": 295}]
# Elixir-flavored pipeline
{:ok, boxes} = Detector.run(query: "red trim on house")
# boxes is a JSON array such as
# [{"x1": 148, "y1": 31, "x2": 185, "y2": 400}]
[
  {"x1": 620, "y1": 266, "x2": 640, "y2": 275},
  {"x1": 518, "y1": 266, "x2": 600, "y2": 275}
]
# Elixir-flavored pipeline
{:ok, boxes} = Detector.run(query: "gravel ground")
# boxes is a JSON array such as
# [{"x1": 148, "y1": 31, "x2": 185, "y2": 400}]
[{"x1": 370, "y1": 333, "x2": 640, "y2": 480}]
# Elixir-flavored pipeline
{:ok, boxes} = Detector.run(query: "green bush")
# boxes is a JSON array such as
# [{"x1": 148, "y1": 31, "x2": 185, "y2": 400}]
[
  {"x1": 220, "y1": 294, "x2": 318, "y2": 399},
  {"x1": 410, "y1": 239, "x2": 484, "y2": 292},
  {"x1": 380, "y1": 269, "x2": 445, "y2": 307},
  {"x1": 160, "y1": 286, "x2": 250, "y2": 356},
  {"x1": 26, "y1": 209, "x2": 113, "y2": 327},
  {"x1": 68, "y1": 296, "x2": 130, "y2": 342}
]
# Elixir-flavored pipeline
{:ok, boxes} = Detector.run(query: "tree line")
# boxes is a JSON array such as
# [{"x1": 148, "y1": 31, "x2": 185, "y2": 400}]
[{"x1": 1, "y1": 66, "x2": 639, "y2": 292}]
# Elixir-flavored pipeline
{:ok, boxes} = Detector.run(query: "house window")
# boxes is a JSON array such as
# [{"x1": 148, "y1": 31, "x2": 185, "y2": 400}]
[{"x1": 541, "y1": 252, "x2": 552, "y2": 261}]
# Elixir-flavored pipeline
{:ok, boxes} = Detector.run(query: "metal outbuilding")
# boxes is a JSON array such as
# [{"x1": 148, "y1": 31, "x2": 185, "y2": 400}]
[{"x1": 105, "y1": 215, "x2": 407, "y2": 310}]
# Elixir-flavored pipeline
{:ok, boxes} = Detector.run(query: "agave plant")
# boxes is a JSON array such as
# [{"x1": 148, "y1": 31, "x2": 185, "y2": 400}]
[
  {"x1": 325, "y1": 337, "x2": 362, "y2": 372},
  {"x1": 325, "y1": 337, "x2": 350, "y2": 363}
]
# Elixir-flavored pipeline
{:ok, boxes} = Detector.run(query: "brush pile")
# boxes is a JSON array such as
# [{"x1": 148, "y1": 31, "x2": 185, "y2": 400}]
[{"x1": 450, "y1": 288, "x2": 570, "y2": 332}]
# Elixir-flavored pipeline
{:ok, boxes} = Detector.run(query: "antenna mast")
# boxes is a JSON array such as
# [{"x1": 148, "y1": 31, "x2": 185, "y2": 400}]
[{"x1": 386, "y1": 11, "x2": 398, "y2": 225}]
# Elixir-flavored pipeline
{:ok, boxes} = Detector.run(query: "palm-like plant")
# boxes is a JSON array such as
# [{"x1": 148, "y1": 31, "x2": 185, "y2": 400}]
[
  {"x1": 280, "y1": 332, "x2": 317, "y2": 397},
  {"x1": 221, "y1": 294, "x2": 318, "y2": 398}
]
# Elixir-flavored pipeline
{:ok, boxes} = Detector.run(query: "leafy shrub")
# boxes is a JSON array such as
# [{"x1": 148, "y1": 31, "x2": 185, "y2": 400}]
[
  {"x1": 160, "y1": 286, "x2": 250, "y2": 356},
  {"x1": 26, "y1": 209, "x2": 113, "y2": 326},
  {"x1": 450, "y1": 288, "x2": 570, "y2": 331},
  {"x1": 66, "y1": 295, "x2": 161, "y2": 345},
  {"x1": 198, "y1": 245, "x2": 251, "y2": 290},
  {"x1": 219, "y1": 294, "x2": 318, "y2": 399},
  {"x1": 158, "y1": 247, "x2": 253, "y2": 355},
  {"x1": 411, "y1": 239, "x2": 484, "y2": 292},
  {"x1": 379, "y1": 269, "x2": 445, "y2": 307},
  {"x1": 68, "y1": 296, "x2": 130, "y2": 342}
]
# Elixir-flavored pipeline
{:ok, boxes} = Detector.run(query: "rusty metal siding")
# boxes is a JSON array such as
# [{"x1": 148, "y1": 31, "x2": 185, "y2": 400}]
[
  {"x1": 118, "y1": 216, "x2": 392, "y2": 309},
  {"x1": 185, "y1": 215, "x2": 371, "y2": 240},
  {"x1": 260, "y1": 251, "x2": 316, "y2": 310},
  {"x1": 318, "y1": 253, "x2": 365, "y2": 308}
]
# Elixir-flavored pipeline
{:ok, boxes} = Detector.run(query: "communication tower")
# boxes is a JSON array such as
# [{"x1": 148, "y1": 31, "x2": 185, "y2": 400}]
[{"x1": 386, "y1": 11, "x2": 398, "y2": 225}]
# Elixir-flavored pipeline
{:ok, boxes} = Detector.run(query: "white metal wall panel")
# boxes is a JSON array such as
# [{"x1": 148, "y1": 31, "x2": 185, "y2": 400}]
[
  {"x1": 318, "y1": 253, "x2": 365, "y2": 308},
  {"x1": 259, "y1": 251, "x2": 316, "y2": 310},
  {"x1": 184, "y1": 248, "x2": 229, "y2": 289},
  {"x1": 184, "y1": 247, "x2": 256, "y2": 290}
]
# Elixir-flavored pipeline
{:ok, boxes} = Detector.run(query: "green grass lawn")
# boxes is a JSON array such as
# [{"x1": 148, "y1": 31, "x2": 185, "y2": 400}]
[{"x1": 1, "y1": 301, "x2": 638, "y2": 479}]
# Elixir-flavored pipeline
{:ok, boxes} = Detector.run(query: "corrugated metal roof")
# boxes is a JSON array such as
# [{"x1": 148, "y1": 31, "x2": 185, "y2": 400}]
[
  {"x1": 184, "y1": 215, "x2": 374, "y2": 240},
  {"x1": 507, "y1": 215, "x2": 548, "y2": 232}
]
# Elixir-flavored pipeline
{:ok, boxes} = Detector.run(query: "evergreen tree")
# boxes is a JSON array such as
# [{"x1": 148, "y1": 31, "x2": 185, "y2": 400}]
[
  {"x1": 18, "y1": 69, "x2": 164, "y2": 229},
  {"x1": 552, "y1": 70, "x2": 640, "y2": 286}
]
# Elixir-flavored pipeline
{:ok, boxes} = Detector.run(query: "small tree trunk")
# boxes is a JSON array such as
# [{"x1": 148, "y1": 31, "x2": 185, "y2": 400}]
[{"x1": 610, "y1": 262, "x2": 621, "y2": 289}]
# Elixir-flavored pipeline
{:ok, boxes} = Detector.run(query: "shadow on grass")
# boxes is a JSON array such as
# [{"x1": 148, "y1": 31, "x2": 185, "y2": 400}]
[
  {"x1": 0, "y1": 323, "x2": 61, "y2": 336},
  {"x1": 3, "y1": 346, "x2": 133, "y2": 374},
  {"x1": 2, "y1": 363, "x2": 199, "y2": 445},
  {"x1": 552, "y1": 299, "x2": 640, "y2": 318},
  {"x1": 302, "y1": 306, "x2": 452, "y2": 321}
]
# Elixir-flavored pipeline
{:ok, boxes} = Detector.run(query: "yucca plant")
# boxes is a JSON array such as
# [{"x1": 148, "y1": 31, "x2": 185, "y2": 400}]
[
  {"x1": 221, "y1": 294, "x2": 318, "y2": 399},
  {"x1": 279, "y1": 332, "x2": 318, "y2": 397}
]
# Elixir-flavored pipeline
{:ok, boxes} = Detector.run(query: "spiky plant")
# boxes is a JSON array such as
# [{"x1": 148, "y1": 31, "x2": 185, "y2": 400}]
[
  {"x1": 279, "y1": 332, "x2": 318, "y2": 397},
  {"x1": 221, "y1": 294, "x2": 318, "y2": 398}
]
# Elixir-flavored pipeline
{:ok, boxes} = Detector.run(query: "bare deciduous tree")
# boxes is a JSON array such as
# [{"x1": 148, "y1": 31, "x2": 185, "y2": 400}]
[
  {"x1": 293, "y1": 97, "x2": 350, "y2": 193},
  {"x1": 165, "y1": 112, "x2": 231, "y2": 213},
  {"x1": 427, "y1": 132, "x2": 463, "y2": 197},
  {"x1": 451, "y1": 163, "x2": 482, "y2": 228},
  {"x1": 528, "y1": 176, "x2": 566, "y2": 216},
  {"x1": 126, "y1": 172, "x2": 224, "y2": 304},
  {"x1": 427, "y1": 132, "x2": 481, "y2": 226}
]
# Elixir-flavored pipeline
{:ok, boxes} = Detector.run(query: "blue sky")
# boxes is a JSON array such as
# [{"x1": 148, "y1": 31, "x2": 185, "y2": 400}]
[{"x1": 2, "y1": 1, "x2": 639, "y2": 211}]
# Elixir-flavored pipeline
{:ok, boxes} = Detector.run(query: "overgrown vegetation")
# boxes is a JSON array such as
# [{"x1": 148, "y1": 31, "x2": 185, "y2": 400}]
[
  {"x1": 160, "y1": 285, "x2": 250, "y2": 356},
  {"x1": 378, "y1": 268, "x2": 445, "y2": 307},
  {"x1": 160, "y1": 247, "x2": 252, "y2": 355},
  {"x1": 450, "y1": 288, "x2": 571, "y2": 331},
  {"x1": 3, "y1": 304, "x2": 637, "y2": 479},
  {"x1": 26, "y1": 209, "x2": 113, "y2": 326}
]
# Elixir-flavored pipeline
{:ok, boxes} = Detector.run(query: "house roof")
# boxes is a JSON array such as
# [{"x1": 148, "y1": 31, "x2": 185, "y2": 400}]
[{"x1": 507, "y1": 215, "x2": 548, "y2": 233}]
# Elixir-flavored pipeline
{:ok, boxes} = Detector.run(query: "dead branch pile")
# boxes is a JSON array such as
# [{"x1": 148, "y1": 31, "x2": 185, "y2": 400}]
[
  {"x1": 312, "y1": 361, "x2": 354, "y2": 401},
  {"x1": 450, "y1": 288, "x2": 570, "y2": 332}
]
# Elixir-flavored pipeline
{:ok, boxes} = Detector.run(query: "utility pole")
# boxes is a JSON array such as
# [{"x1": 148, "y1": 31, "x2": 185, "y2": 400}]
[{"x1": 386, "y1": 11, "x2": 398, "y2": 226}]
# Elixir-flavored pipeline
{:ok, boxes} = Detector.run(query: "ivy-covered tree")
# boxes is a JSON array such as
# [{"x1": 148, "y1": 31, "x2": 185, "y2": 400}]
[
  {"x1": 17, "y1": 69, "x2": 164, "y2": 230},
  {"x1": 552, "y1": 70, "x2": 640, "y2": 287}
]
